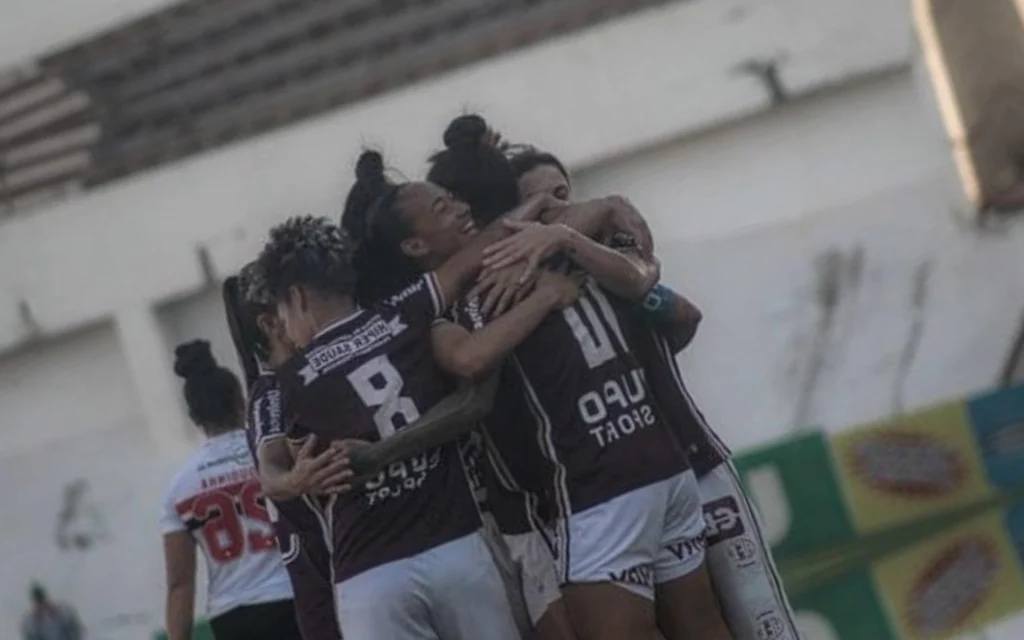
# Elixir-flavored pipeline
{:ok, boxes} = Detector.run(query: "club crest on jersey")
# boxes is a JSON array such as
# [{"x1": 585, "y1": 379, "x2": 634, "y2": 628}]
[{"x1": 298, "y1": 315, "x2": 408, "y2": 384}]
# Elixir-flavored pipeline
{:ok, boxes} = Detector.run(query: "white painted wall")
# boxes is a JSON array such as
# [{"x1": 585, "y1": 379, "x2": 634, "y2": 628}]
[{"x1": 4, "y1": 0, "x2": 1022, "y2": 638}]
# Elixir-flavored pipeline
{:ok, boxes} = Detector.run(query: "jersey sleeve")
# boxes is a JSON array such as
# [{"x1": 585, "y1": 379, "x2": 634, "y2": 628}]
[
  {"x1": 158, "y1": 485, "x2": 186, "y2": 535},
  {"x1": 250, "y1": 383, "x2": 286, "y2": 447},
  {"x1": 377, "y1": 273, "x2": 446, "y2": 328}
]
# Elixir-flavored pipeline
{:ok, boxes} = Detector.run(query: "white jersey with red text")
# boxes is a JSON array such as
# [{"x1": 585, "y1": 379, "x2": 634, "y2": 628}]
[{"x1": 159, "y1": 430, "x2": 294, "y2": 617}]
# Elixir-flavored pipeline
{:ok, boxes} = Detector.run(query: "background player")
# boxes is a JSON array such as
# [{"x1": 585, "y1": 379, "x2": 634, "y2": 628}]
[
  {"x1": 222, "y1": 268, "x2": 342, "y2": 640},
  {"x1": 508, "y1": 144, "x2": 799, "y2": 640},
  {"x1": 159, "y1": 341, "x2": 301, "y2": 640}
]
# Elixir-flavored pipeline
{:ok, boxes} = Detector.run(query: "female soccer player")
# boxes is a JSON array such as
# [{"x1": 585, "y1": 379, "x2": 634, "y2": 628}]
[
  {"x1": 222, "y1": 267, "x2": 341, "y2": 640},
  {"x1": 507, "y1": 143, "x2": 799, "y2": 640},
  {"x1": 159, "y1": 341, "x2": 301, "y2": 640},
  {"x1": 421, "y1": 115, "x2": 730, "y2": 640},
  {"x1": 254, "y1": 197, "x2": 587, "y2": 640},
  {"x1": 326, "y1": 116, "x2": 716, "y2": 640}
]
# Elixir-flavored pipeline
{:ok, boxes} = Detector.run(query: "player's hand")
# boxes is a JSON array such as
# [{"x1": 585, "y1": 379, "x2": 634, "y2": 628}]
[
  {"x1": 322, "y1": 439, "x2": 382, "y2": 494},
  {"x1": 290, "y1": 435, "x2": 353, "y2": 496},
  {"x1": 482, "y1": 221, "x2": 571, "y2": 279},
  {"x1": 333, "y1": 439, "x2": 380, "y2": 478},
  {"x1": 506, "y1": 193, "x2": 566, "y2": 224},
  {"x1": 535, "y1": 269, "x2": 584, "y2": 309},
  {"x1": 604, "y1": 195, "x2": 654, "y2": 258},
  {"x1": 469, "y1": 262, "x2": 539, "y2": 318}
]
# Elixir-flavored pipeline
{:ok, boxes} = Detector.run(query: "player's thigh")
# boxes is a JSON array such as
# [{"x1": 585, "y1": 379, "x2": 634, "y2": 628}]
[
  {"x1": 654, "y1": 469, "x2": 707, "y2": 586},
  {"x1": 425, "y1": 532, "x2": 524, "y2": 640},
  {"x1": 335, "y1": 554, "x2": 437, "y2": 640},
  {"x1": 652, "y1": 469, "x2": 729, "y2": 639},
  {"x1": 562, "y1": 582, "x2": 659, "y2": 640},
  {"x1": 536, "y1": 598, "x2": 581, "y2": 640},
  {"x1": 700, "y1": 463, "x2": 799, "y2": 640},
  {"x1": 655, "y1": 562, "x2": 731, "y2": 640},
  {"x1": 559, "y1": 484, "x2": 671, "y2": 640}
]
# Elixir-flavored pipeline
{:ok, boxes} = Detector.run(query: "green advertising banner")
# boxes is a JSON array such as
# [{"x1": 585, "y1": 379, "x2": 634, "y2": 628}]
[
  {"x1": 731, "y1": 383, "x2": 1024, "y2": 639},
  {"x1": 732, "y1": 431, "x2": 855, "y2": 561}
]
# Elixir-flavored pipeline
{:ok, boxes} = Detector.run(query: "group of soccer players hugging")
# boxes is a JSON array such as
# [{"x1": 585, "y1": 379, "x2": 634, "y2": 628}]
[{"x1": 158, "y1": 114, "x2": 799, "y2": 640}]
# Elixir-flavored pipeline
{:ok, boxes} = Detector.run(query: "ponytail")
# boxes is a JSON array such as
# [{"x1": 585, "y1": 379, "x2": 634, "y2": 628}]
[{"x1": 222, "y1": 276, "x2": 261, "y2": 390}]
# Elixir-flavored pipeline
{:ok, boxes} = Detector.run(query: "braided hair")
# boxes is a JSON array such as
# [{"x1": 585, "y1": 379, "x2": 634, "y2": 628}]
[
  {"x1": 256, "y1": 215, "x2": 357, "y2": 306},
  {"x1": 426, "y1": 114, "x2": 520, "y2": 226},
  {"x1": 340, "y1": 150, "x2": 422, "y2": 306},
  {"x1": 173, "y1": 340, "x2": 243, "y2": 435}
]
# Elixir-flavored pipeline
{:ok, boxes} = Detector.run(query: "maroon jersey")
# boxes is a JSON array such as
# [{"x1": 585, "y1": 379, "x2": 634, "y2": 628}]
[
  {"x1": 624, "y1": 322, "x2": 730, "y2": 477},
  {"x1": 277, "y1": 274, "x2": 481, "y2": 582},
  {"x1": 245, "y1": 372, "x2": 340, "y2": 640},
  {"x1": 448, "y1": 298, "x2": 555, "y2": 536},
  {"x1": 461, "y1": 278, "x2": 689, "y2": 520}
]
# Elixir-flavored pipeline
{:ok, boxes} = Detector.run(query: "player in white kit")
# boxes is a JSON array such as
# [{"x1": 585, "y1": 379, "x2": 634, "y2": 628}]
[{"x1": 160, "y1": 341, "x2": 301, "y2": 640}]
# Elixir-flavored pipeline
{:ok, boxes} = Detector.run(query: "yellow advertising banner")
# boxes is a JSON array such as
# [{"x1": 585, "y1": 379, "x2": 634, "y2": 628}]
[
  {"x1": 829, "y1": 401, "x2": 993, "y2": 534},
  {"x1": 871, "y1": 510, "x2": 1024, "y2": 640}
]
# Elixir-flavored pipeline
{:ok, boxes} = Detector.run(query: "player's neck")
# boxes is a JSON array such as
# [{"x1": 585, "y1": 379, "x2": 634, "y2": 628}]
[{"x1": 307, "y1": 294, "x2": 359, "y2": 336}]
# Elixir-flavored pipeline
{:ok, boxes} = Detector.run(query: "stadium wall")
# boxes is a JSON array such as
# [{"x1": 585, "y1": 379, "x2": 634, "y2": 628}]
[{"x1": 3, "y1": 0, "x2": 1023, "y2": 638}]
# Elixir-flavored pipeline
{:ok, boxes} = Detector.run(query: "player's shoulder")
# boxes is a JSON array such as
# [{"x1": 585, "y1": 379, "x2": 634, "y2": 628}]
[
  {"x1": 250, "y1": 369, "x2": 280, "y2": 397},
  {"x1": 376, "y1": 272, "x2": 437, "y2": 306},
  {"x1": 163, "y1": 452, "x2": 205, "y2": 503}
]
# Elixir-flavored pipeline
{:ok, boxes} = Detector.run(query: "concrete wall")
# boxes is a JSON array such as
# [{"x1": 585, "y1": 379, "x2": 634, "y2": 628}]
[{"x1": 4, "y1": 0, "x2": 1022, "y2": 638}]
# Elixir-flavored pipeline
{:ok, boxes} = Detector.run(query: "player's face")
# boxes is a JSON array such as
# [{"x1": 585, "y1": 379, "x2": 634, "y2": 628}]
[
  {"x1": 519, "y1": 164, "x2": 570, "y2": 203},
  {"x1": 396, "y1": 181, "x2": 478, "y2": 264},
  {"x1": 275, "y1": 286, "x2": 317, "y2": 350}
]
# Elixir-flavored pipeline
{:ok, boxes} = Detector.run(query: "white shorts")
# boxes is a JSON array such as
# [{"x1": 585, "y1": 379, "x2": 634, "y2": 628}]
[
  {"x1": 335, "y1": 532, "x2": 524, "y2": 640},
  {"x1": 699, "y1": 462, "x2": 800, "y2": 640},
  {"x1": 559, "y1": 470, "x2": 706, "y2": 600},
  {"x1": 504, "y1": 530, "x2": 563, "y2": 625},
  {"x1": 478, "y1": 517, "x2": 534, "y2": 634}
]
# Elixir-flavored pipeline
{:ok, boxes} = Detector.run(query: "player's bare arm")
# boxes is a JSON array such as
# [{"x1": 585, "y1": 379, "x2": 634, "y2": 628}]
[
  {"x1": 338, "y1": 374, "x2": 499, "y2": 481},
  {"x1": 483, "y1": 221, "x2": 659, "y2": 301},
  {"x1": 437, "y1": 269, "x2": 583, "y2": 380},
  {"x1": 256, "y1": 435, "x2": 352, "y2": 501},
  {"x1": 430, "y1": 193, "x2": 556, "y2": 307},
  {"x1": 163, "y1": 531, "x2": 197, "y2": 640},
  {"x1": 542, "y1": 195, "x2": 655, "y2": 256},
  {"x1": 636, "y1": 283, "x2": 703, "y2": 353}
]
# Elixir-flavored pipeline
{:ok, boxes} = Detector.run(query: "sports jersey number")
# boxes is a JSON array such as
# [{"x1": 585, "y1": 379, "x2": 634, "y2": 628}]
[
  {"x1": 562, "y1": 292, "x2": 625, "y2": 369},
  {"x1": 348, "y1": 354, "x2": 422, "y2": 438},
  {"x1": 179, "y1": 481, "x2": 276, "y2": 564}
]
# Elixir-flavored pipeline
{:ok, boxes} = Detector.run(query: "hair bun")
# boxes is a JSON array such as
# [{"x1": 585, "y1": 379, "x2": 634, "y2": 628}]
[
  {"x1": 174, "y1": 340, "x2": 218, "y2": 379},
  {"x1": 443, "y1": 114, "x2": 488, "y2": 151},
  {"x1": 355, "y1": 150, "x2": 385, "y2": 184}
]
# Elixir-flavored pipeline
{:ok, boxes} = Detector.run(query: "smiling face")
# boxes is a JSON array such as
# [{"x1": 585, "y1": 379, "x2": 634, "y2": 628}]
[
  {"x1": 394, "y1": 181, "x2": 479, "y2": 265},
  {"x1": 518, "y1": 164, "x2": 571, "y2": 203}
]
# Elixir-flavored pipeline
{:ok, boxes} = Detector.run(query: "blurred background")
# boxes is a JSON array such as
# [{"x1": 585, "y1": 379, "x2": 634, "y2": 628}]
[{"x1": 2, "y1": 0, "x2": 1024, "y2": 638}]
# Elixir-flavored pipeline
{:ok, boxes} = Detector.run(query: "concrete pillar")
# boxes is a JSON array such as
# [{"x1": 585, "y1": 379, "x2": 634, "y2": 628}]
[{"x1": 114, "y1": 304, "x2": 191, "y2": 455}]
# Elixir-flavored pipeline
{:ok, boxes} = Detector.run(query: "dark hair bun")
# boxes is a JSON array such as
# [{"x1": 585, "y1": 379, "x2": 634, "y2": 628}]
[
  {"x1": 443, "y1": 114, "x2": 487, "y2": 150},
  {"x1": 355, "y1": 150, "x2": 385, "y2": 184},
  {"x1": 174, "y1": 340, "x2": 218, "y2": 379}
]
